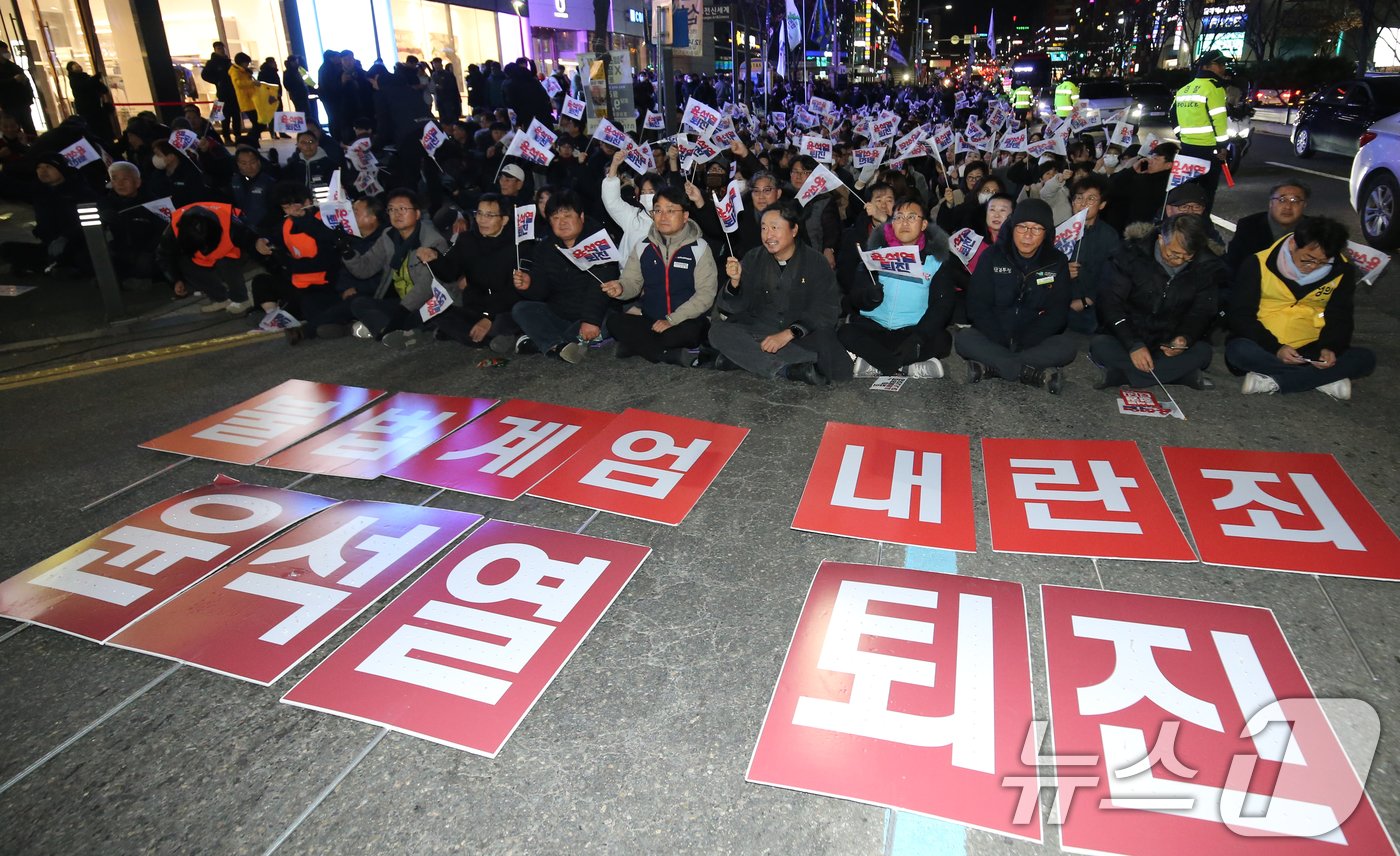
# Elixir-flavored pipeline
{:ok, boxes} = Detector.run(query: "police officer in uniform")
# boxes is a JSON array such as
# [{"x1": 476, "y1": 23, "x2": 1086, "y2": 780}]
[
  {"x1": 1012, "y1": 83, "x2": 1035, "y2": 120},
  {"x1": 1172, "y1": 49, "x2": 1231, "y2": 210},
  {"x1": 1054, "y1": 77, "x2": 1079, "y2": 119}
]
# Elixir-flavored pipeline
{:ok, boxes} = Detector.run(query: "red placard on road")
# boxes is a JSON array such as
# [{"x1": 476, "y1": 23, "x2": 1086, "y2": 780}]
[
  {"x1": 1161, "y1": 447, "x2": 1400, "y2": 581},
  {"x1": 141, "y1": 379, "x2": 385, "y2": 465},
  {"x1": 259, "y1": 392, "x2": 498, "y2": 480},
  {"x1": 107, "y1": 500, "x2": 482, "y2": 684},
  {"x1": 1042, "y1": 585, "x2": 1395, "y2": 856},
  {"x1": 387, "y1": 399, "x2": 619, "y2": 499},
  {"x1": 0, "y1": 477, "x2": 335, "y2": 642},
  {"x1": 528, "y1": 408, "x2": 748, "y2": 525},
  {"x1": 280, "y1": 520, "x2": 650, "y2": 756},
  {"x1": 748, "y1": 561, "x2": 1041, "y2": 842},
  {"x1": 791, "y1": 423, "x2": 976, "y2": 552},
  {"x1": 982, "y1": 438, "x2": 1196, "y2": 561}
]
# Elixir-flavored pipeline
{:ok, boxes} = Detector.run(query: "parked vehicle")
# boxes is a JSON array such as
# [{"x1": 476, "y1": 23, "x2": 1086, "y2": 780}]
[
  {"x1": 1292, "y1": 76, "x2": 1400, "y2": 158},
  {"x1": 1127, "y1": 82, "x2": 1173, "y2": 124},
  {"x1": 1350, "y1": 110, "x2": 1400, "y2": 249}
]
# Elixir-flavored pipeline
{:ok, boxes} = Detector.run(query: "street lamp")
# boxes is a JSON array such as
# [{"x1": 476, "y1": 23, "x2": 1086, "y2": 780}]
[{"x1": 512, "y1": 0, "x2": 528, "y2": 59}]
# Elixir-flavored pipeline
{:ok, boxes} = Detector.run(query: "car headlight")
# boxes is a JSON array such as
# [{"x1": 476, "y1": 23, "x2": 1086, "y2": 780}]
[
  {"x1": 1240, "y1": 126, "x2": 1251, "y2": 136},
  {"x1": 1130, "y1": 104, "x2": 1142, "y2": 118}
]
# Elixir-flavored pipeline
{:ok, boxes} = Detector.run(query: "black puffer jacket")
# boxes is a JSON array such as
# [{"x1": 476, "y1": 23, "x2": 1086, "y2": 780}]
[
  {"x1": 428, "y1": 225, "x2": 530, "y2": 322},
  {"x1": 518, "y1": 217, "x2": 620, "y2": 326},
  {"x1": 1098, "y1": 226, "x2": 1223, "y2": 351},
  {"x1": 966, "y1": 199, "x2": 1072, "y2": 350}
]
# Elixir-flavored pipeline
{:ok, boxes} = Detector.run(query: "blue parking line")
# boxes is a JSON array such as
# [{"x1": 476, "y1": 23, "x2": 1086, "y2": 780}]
[{"x1": 885, "y1": 544, "x2": 967, "y2": 856}]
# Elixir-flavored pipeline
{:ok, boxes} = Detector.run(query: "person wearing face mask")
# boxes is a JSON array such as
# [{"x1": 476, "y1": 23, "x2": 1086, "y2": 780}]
[
  {"x1": 146, "y1": 140, "x2": 214, "y2": 208},
  {"x1": 1226, "y1": 216, "x2": 1375, "y2": 399},
  {"x1": 1096, "y1": 145, "x2": 1125, "y2": 175},
  {"x1": 1090, "y1": 213, "x2": 1220, "y2": 390},
  {"x1": 840, "y1": 198, "x2": 957, "y2": 379},
  {"x1": 603, "y1": 149, "x2": 661, "y2": 264},
  {"x1": 955, "y1": 198, "x2": 1076, "y2": 392},
  {"x1": 944, "y1": 175, "x2": 1004, "y2": 235},
  {"x1": 1065, "y1": 174, "x2": 1120, "y2": 333}
]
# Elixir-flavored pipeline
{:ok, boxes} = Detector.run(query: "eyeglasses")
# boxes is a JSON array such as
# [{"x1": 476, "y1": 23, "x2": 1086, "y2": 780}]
[
  {"x1": 1171, "y1": 203, "x2": 1205, "y2": 214},
  {"x1": 1013, "y1": 223, "x2": 1046, "y2": 235},
  {"x1": 386, "y1": 206, "x2": 416, "y2": 214},
  {"x1": 891, "y1": 213, "x2": 925, "y2": 223},
  {"x1": 752, "y1": 185, "x2": 778, "y2": 194},
  {"x1": 1159, "y1": 239, "x2": 1195, "y2": 264},
  {"x1": 1270, "y1": 195, "x2": 1306, "y2": 205},
  {"x1": 472, "y1": 210, "x2": 506, "y2": 218},
  {"x1": 1294, "y1": 252, "x2": 1333, "y2": 269},
  {"x1": 1072, "y1": 194, "x2": 1102, "y2": 205},
  {"x1": 652, "y1": 206, "x2": 687, "y2": 215}
]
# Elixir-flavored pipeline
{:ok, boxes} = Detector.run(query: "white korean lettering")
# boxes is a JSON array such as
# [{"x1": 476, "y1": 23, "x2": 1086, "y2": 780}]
[
  {"x1": 578, "y1": 430, "x2": 712, "y2": 499},
  {"x1": 791, "y1": 581, "x2": 996, "y2": 772},
  {"x1": 445, "y1": 541, "x2": 607, "y2": 622},
  {"x1": 437, "y1": 416, "x2": 580, "y2": 478},
  {"x1": 159, "y1": 493, "x2": 284, "y2": 534},
  {"x1": 1011, "y1": 458, "x2": 1142, "y2": 534},
  {"x1": 223, "y1": 573, "x2": 351, "y2": 644},
  {"x1": 314, "y1": 408, "x2": 455, "y2": 461},
  {"x1": 29, "y1": 524, "x2": 230, "y2": 605},
  {"x1": 1201, "y1": 469, "x2": 1363, "y2": 551},
  {"x1": 830, "y1": 445, "x2": 943, "y2": 522},
  {"x1": 1073, "y1": 616, "x2": 1223, "y2": 731},
  {"x1": 251, "y1": 515, "x2": 439, "y2": 589},
  {"x1": 191, "y1": 395, "x2": 339, "y2": 446}
]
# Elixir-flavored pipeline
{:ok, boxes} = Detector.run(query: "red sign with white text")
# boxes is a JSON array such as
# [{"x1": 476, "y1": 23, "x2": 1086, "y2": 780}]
[
  {"x1": 982, "y1": 439, "x2": 1196, "y2": 561},
  {"x1": 259, "y1": 392, "x2": 497, "y2": 480},
  {"x1": 387, "y1": 399, "x2": 619, "y2": 499},
  {"x1": 280, "y1": 520, "x2": 650, "y2": 756},
  {"x1": 528, "y1": 408, "x2": 748, "y2": 525},
  {"x1": 791, "y1": 423, "x2": 976, "y2": 552},
  {"x1": 141, "y1": 379, "x2": 385, "y2": 465},
  {"x1": 107, "y1": 500, "x2": 482, "y2": 684},
  {"x1": 0, "y1": 478, "x2": 335, "y2": 642},
  {"x1": 1042, "y1": 585, "x2": 1395, "y2": 856},
  {"x1": 1161, "y1": 447, "x2": 1400, "y2": 581},
  {"x1": 748, "y1": 562, "x2": 1041, "y2": 842}
]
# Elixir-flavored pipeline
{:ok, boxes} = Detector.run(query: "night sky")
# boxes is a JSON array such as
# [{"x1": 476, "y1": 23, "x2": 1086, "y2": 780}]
[{"x1": 930, "y1": 0, "x2": 1047, "y2": 41}]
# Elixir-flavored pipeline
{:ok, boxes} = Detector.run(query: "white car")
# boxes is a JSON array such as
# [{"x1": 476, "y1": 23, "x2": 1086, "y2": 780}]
[{"x1": 1350, "y1": 110, "x2": 1400, "y2": 249}]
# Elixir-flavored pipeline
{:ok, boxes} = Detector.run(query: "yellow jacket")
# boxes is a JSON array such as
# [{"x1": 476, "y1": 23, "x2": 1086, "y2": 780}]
[
  {"x1": 1255, "y1": 238, "x2": 1342, "y2": 349},
  {"x1": 229, "y1": 63, "x2": 258, "y2": 113}
]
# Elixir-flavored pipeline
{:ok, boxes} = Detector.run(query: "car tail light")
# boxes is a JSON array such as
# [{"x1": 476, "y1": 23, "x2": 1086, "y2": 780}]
[{"x1": 1359, "y1": 131, "x2": 1378, "y2": 148}]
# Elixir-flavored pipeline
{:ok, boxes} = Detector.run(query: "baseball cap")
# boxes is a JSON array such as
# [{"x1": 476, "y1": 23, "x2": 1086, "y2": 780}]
[
  {"x1": 1166, "y1": 182, "x2": 1208, "y2": 208},
  {"x1": 501, "y1": 164, "x2": 525, "y2": 182}
]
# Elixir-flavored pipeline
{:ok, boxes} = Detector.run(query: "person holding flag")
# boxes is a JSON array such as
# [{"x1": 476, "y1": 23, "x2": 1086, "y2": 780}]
[
  {"x1": 0, "y1": 153, "x2": 97, "y2": 276},
  {"x1": 424, "y1": 192, "x2": 528, "y2": 350},
  {"x1": 839, "y1": 198, "x2": 957, "y2": 379},
  {"x1": 602, "y1": 186, "x2": 717, "y2": 365},
  {"x1": 100, "y1": 160, "x2": 169, "y2": 287},
  {"x1": 603, "y1": 148, "x2": 663, "y2": 263},
  {"x1": 509, "y1": 188, "x2": 621, "y2": 363},
  {"x1": 1065, "y1": 173, "x2": 1120, "y2": 333},
  {"x1": 788, "y1": 156, "x2": 843, "y2": 268},
  {"x1": 248, "y1": 182, "x2": 345, "y2": 345}
]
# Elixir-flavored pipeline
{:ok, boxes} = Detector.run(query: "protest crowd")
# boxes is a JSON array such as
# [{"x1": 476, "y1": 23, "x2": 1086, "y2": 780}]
[{"x1": 0, "y1": 44, "x2": 1376, "y2": 401}]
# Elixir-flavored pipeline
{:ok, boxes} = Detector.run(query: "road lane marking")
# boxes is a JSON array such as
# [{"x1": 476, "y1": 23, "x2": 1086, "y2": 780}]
[
  {"x1": 1212, "y1": 215, "x2": 1236, "y2": 233},
  {"x1": 1264, "y1": 161, "x2": 1348, "y2": 183},
  {"x1": 0, "y1": 330, "x2": 272, "y2": 391}
]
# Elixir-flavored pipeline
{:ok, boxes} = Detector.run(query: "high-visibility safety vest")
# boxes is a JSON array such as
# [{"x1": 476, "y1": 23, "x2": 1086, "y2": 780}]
[
  {"x1": 283, "y1": 215, "x2": 330, "y2": 288},
  {"x1": 1054, "y1": 80, "x2": 1079, "y2": 117},
  {"x1": 171, "y1": 203, "x2": 242, "y2": 268},
  {"x1": 1173, "y1": 73, "x2": 1228, "y2": 147},
  {"x1": 1255, "y1": 237, "x2": 1343, "y2": 349},
  {"x1": 1012, "y1": 85, "x2": 1034, "y2": 109}
]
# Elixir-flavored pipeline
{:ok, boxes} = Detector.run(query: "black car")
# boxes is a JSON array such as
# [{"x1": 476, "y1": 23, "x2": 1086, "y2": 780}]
[
  {"x1": 1128, "y1": 82, "x2": 1173, "y2": 123},
  {"x1": 1293, "y1": 77, "x2": 1400, "y2": 158}
]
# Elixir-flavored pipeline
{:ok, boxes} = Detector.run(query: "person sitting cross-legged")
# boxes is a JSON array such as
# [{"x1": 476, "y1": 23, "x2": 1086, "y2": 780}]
[
  {"x1": 706, "y1": 200, "x2": 851, "y2": 386},
  {"x1": 954, "y1": 198, "x2": 1075, "y2": 393},
  {"x1": 602, "y1": 185, "x2": 717, "y2": 365},
  {"x1": 425, "y1": 192, "x2": 528, "y2": 349},
  {"x1": 1089, "y1": 213, "x2": 1221, "y2": 390},
  {"x1": 839, "y1": 197, "x2": 956, "y2": 379},
  {"x1": 1226, "y1": 215, "x2": 1376, "y2": 400}
]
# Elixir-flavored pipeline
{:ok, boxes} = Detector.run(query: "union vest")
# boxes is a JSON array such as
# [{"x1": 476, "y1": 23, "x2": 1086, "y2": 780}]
[
  {"x1": 283, "y1": 214, "x2": 330, "y2": 288},
  {"x1": 639, "y1": 237, "x2": 706, "y2": 322},
  {"x1": 171, "y1": 202, "x2": 242, "y2": 267},
  {"x1": 1255, "y1": 237, "x2": 1342, "y2": 348}
]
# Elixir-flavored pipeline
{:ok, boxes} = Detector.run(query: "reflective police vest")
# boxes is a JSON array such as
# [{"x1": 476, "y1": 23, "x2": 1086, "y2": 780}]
[
  {"x1": 1173, "y1": 73, "x2": 1228, "y2": 147},
  {"x1": 1012, "y1": 85, "x2": 1034, "y2": 109},
  {"x1": 1054, "y1": 80, "x2": 1079, "y2": 117},
  {"x1": 170, "y1": 202, "x2": 242, "y2": 267},
  {"x1": 1254, "y1": 236, "x2": 1343, "y2": 348}
]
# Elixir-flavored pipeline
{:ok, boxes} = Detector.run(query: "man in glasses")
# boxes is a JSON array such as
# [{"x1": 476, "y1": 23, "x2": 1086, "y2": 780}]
[
  {"x1": 603, "y1": 186, "x2": 717, "y2": 365},
  {"x1": 423, "y1": 192, "x2": 528, "y2": 350},
  {"x1": 1091, "y1": 213, "x2": 1222, "y2": 390},
  {"x1": 954, "y1": 198, "x2": 1076, "y2": 392},
  {"x1": 1223, "y1": 182, "x2": 1310, "y2": 276},
  {"x1": 1227, "y1": 216, "x2": 1375, "y2": 400},
  {"x1": 694, "y1": 167, "x2": 785, "y2": 265}
]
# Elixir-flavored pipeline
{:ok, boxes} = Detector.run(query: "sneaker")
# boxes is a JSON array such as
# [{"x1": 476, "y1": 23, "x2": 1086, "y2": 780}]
[
  {"x1": 851, "y1": 357, "x2": 880, "y2": 378},
  {"x1": 712, "y1": 352, "x2": 740, "y2": 372},
  {"x1": 200, "y1": 299, "x2": 231, "y2": 313},
  {"x1": 587, "y1": 336, "x2": 614, "y2": 350},
  {"x1": 226, "y1": 298, "x2": 254, "y2": 315},
  {"x1": 351, "y1": 321, "x2": 374, "y2": 340},
  {"x1": 1019, "y1": 365, "x2": 1046, "y2": 388},
  {"x1": 905, "y1": 357, "x2": 945, "y2": 379},
  {"x1": 965, "y1": 360, "x2": 986, "y2": 384},
  {"x1": 1241, "y1": 372, "x2": 1280, "y2": 395},
  {"x1": 1316, "y1": 378, "x2": 1352, "y2": 400},
  {"x1": 558, "y1": 340, "x2": 586, "y2": 364},
  {"x1": 515, "y1": 335, "x2": 539, "y2": 355},
  {"x1": 382, "y1": 329, "x2": 422, "y2": 350},
  {"x1": 1045, "y1": 367, "x2": 1064, "y2": 395}
]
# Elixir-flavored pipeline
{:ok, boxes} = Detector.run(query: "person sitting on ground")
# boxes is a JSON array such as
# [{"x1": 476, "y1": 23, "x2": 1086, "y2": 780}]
[
  {"x1": 707, "y1": 200, "x2": 850, "y2": 385},
  {"x1": 341, "y1": 187, "x2": 455, "y2": 349},
  {"x1": 1153, "y1": 181, "x2": 1227, "y2": 247},
  {"x1": 1226, "y1": 215, "x2": 1375, "y2": 400},
  {"x1": 840, "y1": 197, "x2": 956, "y2": 379},
  {"x1": 693, "y1": 168, "x2": 783, "y2": 264},
  {"x1": 1105, "y1": 142, "x2": 1177, "y2": 231},
  {"x1": 1223, "y1": 181, "x2": 1310, "y2": 277},
  {"x1": 424, "y1": 192, "x2": 528, "y2": 349},
  {"x1": 603, "y1": 149, "x2": 661, "y2": 263},
  {"x1": 1090, "y1": 213, "x2": 1220, "y2": 390},
  {"x1": 231, "y1": 145, "x2": 279, "y2": 237},
  {"x1": 0, "y1": 153, "x2": 95, "y2": 275},
  {"x1": 954, "y1": 198, "x2": 1075, "y2": 392},
  {"x1": 155, "y1": 200, "x2": 259, "y2": 313},
  {"x1": 508, "y1": 188, "x2": 620, "y2": 363},
  {"x1": 603, "y1": 185, "x2": 717, "y2": 365},
  {"x1": 100, "y1": 160, "x2": 166, "y2": 285},
  {"x1": 315, "y1": 196, "x2": 387, "y2": 338},
  {"x1": 787, "y1": 155, "x2": 842, "y2": 268},
  {"x1": 145, "y1": 139, "x2": 212, "y2": 208},
  {"x1": 283, "y1": 130, "x2": 337, "y2": 193},
  {"x1": 1065, "y1": 173, "x2": 1120, "y2": 333},
  {"x1": 1021, "y1": 157, "x2": 1072, "y2": 224},
  {"x1": 250, "y1": 182, "x2": 344, "y2": 344},
  {"x1": 836, "y1": 182, "x2": 896, "y2": 310}
]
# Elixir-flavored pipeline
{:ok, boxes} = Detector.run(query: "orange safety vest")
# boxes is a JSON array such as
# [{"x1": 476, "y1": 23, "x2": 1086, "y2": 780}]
[
  {"x1": 171, "y1": 203, "x2": 243, "y2": 268},
  {"x1": 283, "y1": 215, "x2": 329, "y2": 288}
]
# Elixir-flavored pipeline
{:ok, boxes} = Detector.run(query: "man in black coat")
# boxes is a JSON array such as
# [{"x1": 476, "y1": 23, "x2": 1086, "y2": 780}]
[
  {"x1": 1222, "y1": 181, "x2": 1309, "y2": 276},
  {"x1": 425, "y1": 192, "x2": 528, "y2": 349},
  {"x1": 503, "y1": 60, "x2": 553, "y2": 130},
  {"x1": 1090, "y1": 213, "x2": 1221, "y2": 390},
  {"x1": 201, "y1": 42, "x2": 237, "y2": 143},
  {"x1": 0, "y1": 154, "x2": 96, "y2": 274},
  {"x1": 954, "y1": 198, "x2": 1076, "y2": 392}
]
